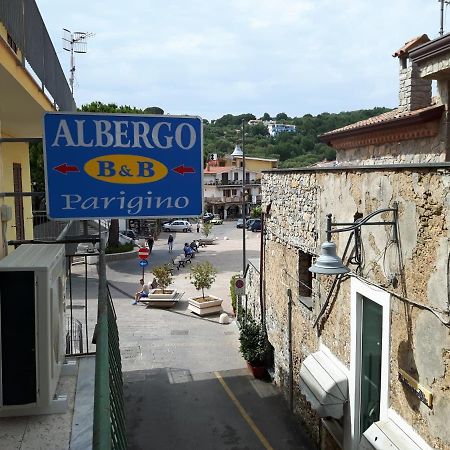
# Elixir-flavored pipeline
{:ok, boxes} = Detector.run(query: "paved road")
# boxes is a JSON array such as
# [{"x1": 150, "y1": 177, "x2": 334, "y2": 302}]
[{"x1": 107, "y1": 222, "x2": 312, "y2": 450}]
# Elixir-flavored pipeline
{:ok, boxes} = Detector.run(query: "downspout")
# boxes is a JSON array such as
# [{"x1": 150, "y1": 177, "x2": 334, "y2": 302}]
[
  {"x1": 287, "y1": 288, "x2": 293, "y2": 412},
  {"x1": 260, "y1": 212, "x2": 265, "y2": 324}
]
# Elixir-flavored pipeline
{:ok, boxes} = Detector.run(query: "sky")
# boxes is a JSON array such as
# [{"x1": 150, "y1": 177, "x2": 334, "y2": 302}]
[{"x1": 36, "y1": 0, "x2": 443, "y2": 120}]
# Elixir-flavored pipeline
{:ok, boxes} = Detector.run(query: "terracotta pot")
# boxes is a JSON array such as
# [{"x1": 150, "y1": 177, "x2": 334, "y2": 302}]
[{"x1": 246, "y1": 362, "x2": 266, "y2": 379}]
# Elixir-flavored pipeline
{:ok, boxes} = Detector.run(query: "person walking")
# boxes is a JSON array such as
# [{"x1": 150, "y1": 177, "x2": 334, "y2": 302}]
[
  {"x1": 167, "y1": 234, "x2": 174, "y2": 253},
  {"x1": 147, "y1": 234, "x2": 154, "y2": 253},
  {"x1": 196, "y1": 221, "x2": 200, "y2": 233}
]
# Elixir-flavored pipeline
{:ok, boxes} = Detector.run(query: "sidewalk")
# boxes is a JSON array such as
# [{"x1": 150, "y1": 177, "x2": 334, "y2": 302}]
[{"x1": 107, "y1": 224, "x2": 312, "y2": 449}]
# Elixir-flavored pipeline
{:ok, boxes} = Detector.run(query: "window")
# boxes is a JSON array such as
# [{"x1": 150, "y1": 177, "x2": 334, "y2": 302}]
[
  {"x1": 350, "y1": 278, "x2": 390, "y2": 446},
  {"x1": 360, "y1": 296, "x2": 383, "y2": 433},
  {"x1": 298, "y1": 251, "x2": 312, "y2": 309}
]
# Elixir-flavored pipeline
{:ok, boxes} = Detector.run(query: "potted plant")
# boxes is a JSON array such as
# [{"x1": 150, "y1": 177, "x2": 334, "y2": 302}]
[
  {"x1": 239, "y1": 314, "x2": 269, "y2": 379},
  {"x1": 147, "y1": 264, "x2": 178, "y2": 305},
  {"x1": 188, "y1": 261, "x2": 222, "y2": 316}
]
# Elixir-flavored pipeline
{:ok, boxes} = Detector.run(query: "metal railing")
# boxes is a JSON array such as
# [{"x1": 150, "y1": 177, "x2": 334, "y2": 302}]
[
  {"x1": 93, "y1": 245, "x2": 127, "y2": 450},
  {"x1": 0, "y1": 0, "x2": 75, "y2": 111}
]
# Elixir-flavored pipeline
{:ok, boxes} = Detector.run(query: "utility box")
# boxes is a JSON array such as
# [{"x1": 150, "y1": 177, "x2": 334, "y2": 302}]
[{"x1": 0, "y1": 244, "x2": 67, "y2": 416}]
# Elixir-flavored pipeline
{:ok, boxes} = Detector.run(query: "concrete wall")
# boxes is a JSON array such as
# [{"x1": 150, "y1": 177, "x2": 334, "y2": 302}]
[{"x1": 261, "y1": 166, "x2": 450, "y2": 448}]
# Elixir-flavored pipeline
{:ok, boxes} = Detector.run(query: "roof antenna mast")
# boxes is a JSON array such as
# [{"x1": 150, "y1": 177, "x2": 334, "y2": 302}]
[
  {"x1": 63, "y1": 29, "x2": 94, "y2": 96},
  {"x1": 439, "y1": 0, "x2": 450, "y2": 36}
]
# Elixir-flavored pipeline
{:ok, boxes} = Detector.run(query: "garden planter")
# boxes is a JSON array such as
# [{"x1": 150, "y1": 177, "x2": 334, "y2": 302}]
[
  {"x1": 148, "y1": 288, "x2": 177, "y2": 299},
  {"x1": 246, "y1": 362, "x2": 267, "y2": 379},
  {"x1": 188, "y1": 295, "x2": 223, "y2": 316},
  {"x1": 141, "y1": 289, "x2": 179, "y2": 308}
]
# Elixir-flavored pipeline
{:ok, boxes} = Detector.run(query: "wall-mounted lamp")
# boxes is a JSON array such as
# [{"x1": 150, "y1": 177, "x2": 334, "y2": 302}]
[{"x1": 309, "y1": 203, "x2": 398, "y2": 275}]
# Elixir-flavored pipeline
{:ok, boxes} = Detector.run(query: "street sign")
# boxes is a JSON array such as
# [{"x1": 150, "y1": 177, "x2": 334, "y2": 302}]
[
  {"x1": 235, "y1": 278, "x2": 245, "y2": 296},
  {"x1": 139, "y1": 259, "x2": 149, "y2": 267},
  {"x1": 138, "y1": 247, "x2": 150, "y2": 260},
  {"x1": 43, "y1": 112, "x2": 203, "y2": 219}
]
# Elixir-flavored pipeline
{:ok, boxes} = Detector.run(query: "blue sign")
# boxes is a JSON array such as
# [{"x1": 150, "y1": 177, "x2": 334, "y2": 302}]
[
  {"x1": 43, "y1": 112, "x2": 203, "y2": 219},
  {"x1": 139, "y1": 259, "x2": 149, "y2": 267}
]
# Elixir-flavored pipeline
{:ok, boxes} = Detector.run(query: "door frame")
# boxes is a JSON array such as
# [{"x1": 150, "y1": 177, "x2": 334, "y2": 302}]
[{"x1": 349, "y1": 277, "x2": 391, "y2": 449}]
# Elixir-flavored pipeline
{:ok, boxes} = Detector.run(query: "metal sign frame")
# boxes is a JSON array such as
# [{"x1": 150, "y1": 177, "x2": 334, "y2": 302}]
[{"x1": 43, "y1": 112, "x2": 203, "y2": 220}]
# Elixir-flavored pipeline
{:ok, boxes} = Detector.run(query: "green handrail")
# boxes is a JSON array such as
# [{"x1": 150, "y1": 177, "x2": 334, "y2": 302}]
[{"x1": 93, "y1": 240, "x2": 127, "y2": 449}]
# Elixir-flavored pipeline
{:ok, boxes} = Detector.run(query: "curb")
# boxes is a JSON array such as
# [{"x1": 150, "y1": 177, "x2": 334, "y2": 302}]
[{"x1": 105, "y1": 248, "x2": 138, "y2": 262}]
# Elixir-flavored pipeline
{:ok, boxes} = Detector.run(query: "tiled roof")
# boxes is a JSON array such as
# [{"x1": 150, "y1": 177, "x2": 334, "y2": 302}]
[
  {"x1": 204, "y1": 166, "x2": 233, "y2": 174},
  {"x1": 319, "y1": 103, "x2": 444, "y2": 142},
  {"x1": 392, "y1": 34, "x2": 430, "y2": 58}
]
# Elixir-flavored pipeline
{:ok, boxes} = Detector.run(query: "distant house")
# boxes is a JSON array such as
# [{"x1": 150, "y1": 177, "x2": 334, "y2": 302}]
[
  {"x1": 246, "y1": 33, "x2": 450, "y2": 449},
  {"x1": 0, "y1": 4, "x2": 75, "y2": 260},
  {"x1": 203, "y1": 145, "x2": 277, "y2": 219},
  {"x1": 267, "y1": 123, "x2": 296, "y2": 137}
]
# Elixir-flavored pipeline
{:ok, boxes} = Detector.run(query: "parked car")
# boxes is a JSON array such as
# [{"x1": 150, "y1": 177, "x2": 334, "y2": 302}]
[
  {"x1": 250, "y1": 219, "x2": 261, "y2": 231},
  {"x1": 162, "y1": 220, "x2": 192, "y2": 232},
  {"x1": 203, "y1": 213, "x2": 214, "y2": 223},
  {"x1": 210, "y1": 217, "x2": 223, "y2": 225},
  {"x1": 246, "y1": 219, "x2": 256, "y2": 229},
  {"x1": 236, "y1": 218, "x2": 244, "y2": 228},
  {"x1": 120, "y1": 229, "x2": 137, "y2": 240},
  {"x1": 250, "y1": 219, "x2": 261, "y2": 232}
]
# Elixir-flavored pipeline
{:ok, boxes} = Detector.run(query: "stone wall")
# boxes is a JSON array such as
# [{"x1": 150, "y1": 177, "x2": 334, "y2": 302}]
[
  {"x1": 261, "y1": 165, "x2": 450, "y2": 448},
  {"x1": 244, "y1": 259, "x2": 262, "y2": 321},
  {"x1": 398, "y1": 61, "x2": 432, "y2": 112},
  {"x1": 334, "y1": 132, "x2": 445, "y2": 165}
]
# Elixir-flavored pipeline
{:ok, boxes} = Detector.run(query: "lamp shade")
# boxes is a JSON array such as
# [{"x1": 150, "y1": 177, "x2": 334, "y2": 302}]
[{"x1": 309, "y1": 241, "x2": 350, "y2": 275}]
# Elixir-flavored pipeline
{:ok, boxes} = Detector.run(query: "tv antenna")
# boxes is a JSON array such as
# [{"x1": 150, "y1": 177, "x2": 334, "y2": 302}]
[
  {"x1": 63, "y1": 29, "x2": 94, "y2": 95},
  {"x1": 439, "y1": 0, "x2": 450, "y2": 36}
]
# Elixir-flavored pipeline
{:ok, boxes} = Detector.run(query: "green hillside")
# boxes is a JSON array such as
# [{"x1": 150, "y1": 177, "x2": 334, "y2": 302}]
[{"x1": 204, "y1": 108, "x2": 391, "y2": 168}]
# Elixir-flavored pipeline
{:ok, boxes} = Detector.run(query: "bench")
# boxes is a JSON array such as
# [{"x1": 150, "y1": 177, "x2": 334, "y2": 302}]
[{"x1": 198, "y1": 238, "x2": 216, "y2": 247}]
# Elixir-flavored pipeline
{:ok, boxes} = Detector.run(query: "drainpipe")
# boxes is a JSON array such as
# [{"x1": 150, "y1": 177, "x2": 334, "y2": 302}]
[
  {"x1": 287, "y1": 288, "x2": 293, "y2": 412},
  {"x1": 260, "y1": 212, "x2": 265, "y2": 324}
]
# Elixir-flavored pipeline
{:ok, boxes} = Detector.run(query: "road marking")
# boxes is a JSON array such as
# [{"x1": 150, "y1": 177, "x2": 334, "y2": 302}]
[{"x1": 214, "y1": 371, "x2": 274, "y2": 450}]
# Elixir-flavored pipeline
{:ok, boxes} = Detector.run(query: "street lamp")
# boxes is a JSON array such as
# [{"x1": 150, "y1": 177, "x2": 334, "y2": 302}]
[{"x1": 309, "y1": 204, "x2": 398, "y2": 275}]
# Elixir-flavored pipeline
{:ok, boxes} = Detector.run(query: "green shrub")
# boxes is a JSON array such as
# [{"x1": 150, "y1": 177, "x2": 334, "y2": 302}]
[
  {"x1": 105, "y1": 242, "x2": 134, "y2": 254},
  {"x1": 239, "y1": 315, "x2": 269, "y2": 366}
]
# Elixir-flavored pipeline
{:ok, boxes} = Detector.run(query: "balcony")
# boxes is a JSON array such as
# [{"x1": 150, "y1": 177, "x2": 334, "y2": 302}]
[
  {"x1": 204, "y1": 179, "x2": 261, "y2": 187},
  {"x1": 204, "y1": 196, "x2": 242, "y2": 204},
  {"x1": 0, "y1": 1, "x2": 75, "y2": 129}
]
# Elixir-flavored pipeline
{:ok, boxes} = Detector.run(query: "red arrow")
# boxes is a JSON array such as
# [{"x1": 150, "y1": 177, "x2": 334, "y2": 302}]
[
  {"x1": 54, "y1": 163, "x2": 80, "y2": 174},
  {"x1": 173, "y1": 165, "x2": 195, "y2": 175}
]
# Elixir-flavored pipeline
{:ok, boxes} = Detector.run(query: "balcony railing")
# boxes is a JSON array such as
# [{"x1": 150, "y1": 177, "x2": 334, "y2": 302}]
[
  {"x1": 204, "y1": 179, "x2": 261, "y2": 186},
  {"x1": 0, "y1": 1, "x2": 75, "y2": 111}
]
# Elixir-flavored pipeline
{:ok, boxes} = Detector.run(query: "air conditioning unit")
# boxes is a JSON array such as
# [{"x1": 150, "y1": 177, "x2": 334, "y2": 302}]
[{"x1": 0, "y1": 243, "x2": 67, "y2": 416}]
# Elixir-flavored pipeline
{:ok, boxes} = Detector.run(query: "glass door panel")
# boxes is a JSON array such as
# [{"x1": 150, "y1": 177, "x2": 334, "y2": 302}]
[{"x1": 360, "y1": 296, "x2": 383, "y2": 434}]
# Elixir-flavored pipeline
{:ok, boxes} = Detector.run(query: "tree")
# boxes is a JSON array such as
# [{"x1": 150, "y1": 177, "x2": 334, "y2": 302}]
[
  {"x1": 261, "y1": 112, "x2": 271, "y2": 121},
  {"x1": 276, "y1": 112, "x2": 288, "y2": 121},
  {"x1": 202, "y1": 222, "x2": 213, "y2": 238},
  {"x1": 190, "y1": 261, "x2": 217, "y2": 299},
  {"x1": 144, "y1": 106, "x2": 164, "y2": 115},
  {"x1": 151, "y1": 264, "x2": 173, "y2": 293}
]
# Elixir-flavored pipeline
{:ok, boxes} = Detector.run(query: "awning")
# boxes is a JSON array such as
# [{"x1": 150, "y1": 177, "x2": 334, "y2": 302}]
[
  {"x1": 299, "y1": 350, "x2": 348, "y2": 419},
  {"x1": 360, "y1": 420, "x2": 428, "y2": 450}
]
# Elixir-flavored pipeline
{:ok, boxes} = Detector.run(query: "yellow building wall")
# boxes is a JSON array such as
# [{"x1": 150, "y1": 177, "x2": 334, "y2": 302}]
[
  {"x1": 233, "y1": 157, "x2": 277, "y2": 175},
  {"x1": 0, "y1": 140, "x2": 34, "y2": 253}
]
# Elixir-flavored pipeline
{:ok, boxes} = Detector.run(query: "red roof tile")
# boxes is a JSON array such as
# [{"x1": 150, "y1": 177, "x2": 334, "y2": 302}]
[
  {"x1": 392, "y1": 34, "x2": 430, "y2": 58},
  {"x1": 319, "y1": 103, "x2": 444, "y2": 142},
  {"x1": 204, "y1": 166, "x2": 233, "y2": 174}
]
